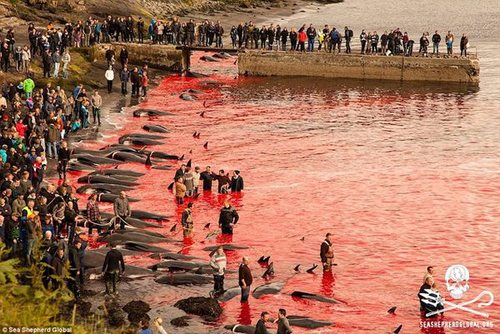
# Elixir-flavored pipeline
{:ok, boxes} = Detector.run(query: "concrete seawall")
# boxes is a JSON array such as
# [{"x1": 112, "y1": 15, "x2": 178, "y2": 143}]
[
  {"x1": 238, "y1": 51, "x2": 480, "y2": 84},
  {"x1": 90, "y1": 43, "x2": 183, "y2": 71}
]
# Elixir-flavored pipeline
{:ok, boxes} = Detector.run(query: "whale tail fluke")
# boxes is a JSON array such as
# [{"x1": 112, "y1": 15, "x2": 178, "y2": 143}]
[
  {"x1": 145, "y1": 153, "x2": 153, "y2": 166},
  {"x1": 306, "y1": 264, "x2": 318, "y2": 274},
  {"x1": 294, "y1": 264, "x2": 301, "y2": 272}
]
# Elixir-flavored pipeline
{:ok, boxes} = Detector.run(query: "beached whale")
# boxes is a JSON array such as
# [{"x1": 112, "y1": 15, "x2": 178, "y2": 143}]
[
  {"x1": 151, "y1": 165, "x2": 174, "y2": 170},
  {"x1": 120, "y1": 137, "x2": 165, "y2": 146},
  {"x1": 89, "y1": 169, "x2": 145, "y2": 177},
  {"x1": 90, "y1": 247, "x2": 137, "y2": 257},
  {"x1": 108, "y1": 151, "x2": 152, "y2": 165},
  {"x1": 185, "y1": 71, "x2": 208, "y2": 78},
  {"x1": 224, "y1": 324, "x2": 255, "y2": 333},
  {"x1": 146, "y1": 151, "x2": 183, "y2": 160},
  {"x1": 133, "y1": 109, "x2": 175, "y2": 117},
  {"x1": 150, "y1": 252, "x2": 201, "y2": 261},
  {"x1": 124, "y1": 241, "x2": 172, "y2": 253},
  {"x1": 115, "y1": 228, "x2": 166, "y2": 239},
  {"x1": 87, "y1": 265, "x2": 157, "y2": 279},
  {"x1": 155, "y1": 273, "x2": 213, "y2": 286},
  {"x1": 200, "y1": 55, "x2": 219, "y2": 62},
  {"x1": 203, "y1": 244, "x2": 249, "y2": 252},
  {"x1": 179, "y1": 93, "x2": 197, "y2": 101},
  {"x1": 96, "y1": 193, "x2": 140, "y2": 203},
  {"x1": 76, "y1": 183, "x2": 134, "y2": 194},
  {"x1": 68, "y1": 161, "x2": 97, "y2": 171},
  {"x1": 98, "y1": 213, "x2": 163, "y2": 229},
  {"x1": 148, "y1": 260, "x2": 209, "y2": 272},
  {"x1": 97, "y1": 232, "x2": 173, "y2": 244},
  {"x1": 213, "y1": 52, "x2": 232, "y2": 59},
  {"x1": 225, "y1": 316, "x2": 332, "y2": 332},
  {"x1": 218, "y1": 286, "x2": 241, "y2": 302},
  {"x1": 143, "y1": 124, "x2": 170, "y2": 133},
  {"x1": 130, "y1": 210, "x2": 170, "y2": 221},
  {"x1": 83, "y1": 250, "x2": 106, "y2": 268},
  {"x1": 252, "y1": 281, "x2": 285, "y2": 299},
  {"x1": 77, "y1": 174, "x2": 139, "y2": 187},
  {"x1": 291, "y1": 291, "x2": 341, "y2": 304},
  {"x1": 119, "y1": 133, "x2": 166, "y2": 141},
  {"x1": 73, "y1": 154, "x2": 123, "y2": 166},
  {"x1": 288, "y1": 316, "x2": 333, "y2": 329}
]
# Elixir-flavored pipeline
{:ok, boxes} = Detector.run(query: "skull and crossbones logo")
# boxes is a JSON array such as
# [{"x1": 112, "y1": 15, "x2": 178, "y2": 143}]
[{"x1": 423, "y1": 264, "x2": 494, "y2": 318}]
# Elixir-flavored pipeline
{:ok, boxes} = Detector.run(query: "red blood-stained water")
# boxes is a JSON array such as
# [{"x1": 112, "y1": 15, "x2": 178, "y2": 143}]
[{"x1": 65, "y1": 53, "x2": 500, "y2": 333}]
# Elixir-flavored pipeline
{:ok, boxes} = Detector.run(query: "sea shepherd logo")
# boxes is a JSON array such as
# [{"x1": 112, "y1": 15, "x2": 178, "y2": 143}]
[{"x1": 420, "y1": 264, "x2": 494, "y2": 318}]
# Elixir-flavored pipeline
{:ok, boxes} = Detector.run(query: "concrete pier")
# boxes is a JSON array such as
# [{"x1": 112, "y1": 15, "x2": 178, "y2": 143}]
[
  {"x1": 90, "y1": 44, "x2": 480, "y2": 84},
  {"x1": 238, "y1": 51, "x2": 480, "y2": 84},
  {"x1": 90, "y1": 43, "x2": 182, "y2": 71}
]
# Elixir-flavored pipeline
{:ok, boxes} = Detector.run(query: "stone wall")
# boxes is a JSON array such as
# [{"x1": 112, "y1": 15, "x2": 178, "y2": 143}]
[
  {"x1": 90, "y1": 43, "x2": 182, "y2": 71},
  {"x1": 238, "y1": 51, "x2": 480, "y2": 84}
]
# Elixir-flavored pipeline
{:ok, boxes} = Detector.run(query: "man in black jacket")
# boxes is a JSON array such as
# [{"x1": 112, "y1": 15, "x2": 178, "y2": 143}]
[
  {"x1": 103, "y1": 242, "x2": 125, "y2": 295},
  {"x1": 130, "y1": 66, "x2": 140, "y2": 97},
  {"x1": 254, "y1": 312, "x2": 271, "y2": 334},
  {"x1": 68, "y1": 240, "x2": 81, "y2": 297},
  {"x1": 218, "y1": 201, "x2": 239, "y2": 234},
  {"x1": 344, "y1": 26, "x2": 353, "y2": 53},
  {"x1": 320, "y1": 233, "x2": 334, "y2": 271},
  {"x1": 238, "y1": 257, "x2": 252, "y2": 302},
  {"x1": 200, "y1": 166, "x2": 215, "y2": 191},
  {"x1": 432, "y1": 30, "x2": 441, "y2": 55},
  {"x1": 230, "y1": 170, "x2": 244, "y2": 192}
]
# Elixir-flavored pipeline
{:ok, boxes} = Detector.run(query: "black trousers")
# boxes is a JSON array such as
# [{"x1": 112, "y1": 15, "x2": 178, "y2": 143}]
[
  {"x1": 105, "y1": 271, "x2": 119, "y2": 294},
  {"x1": 361, "y1": 40, "x2": 367, "y2": 53},
  {"x1": 121, "y1": 81, "x2": 127, "y2": 95},
  {"x1": 221, "y1": 224, "x2": 233, "y2": 234},
  {"x1": 107, "y1": 80, "x2": 113, "y2": 93},
  {"x1": 214, "y1": 274, "x2": 224, "y2": 294}
]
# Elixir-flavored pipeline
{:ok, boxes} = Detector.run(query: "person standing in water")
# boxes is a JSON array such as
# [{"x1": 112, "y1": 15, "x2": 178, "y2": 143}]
[
  {"x1": 238, "y1": 256, "x2": 252, "y2": 303},
  {"x1": 181, "y1": 202, "x2": 194, "y2": 237},
  {"x1": 276, "y1": 308, "x2": 293, "y2": 334},
  {"x1": 320, "y1": 233, "x2": 334, "y2": 271},
  {"x1": 209, "y1": 245, "x2": 227, "y2": 297},
  {"x1": 254, "y1": 312, "x2": 271, "y2": 334},
  {"x1": 230, "y1": 170, "x2": 244, "y2": 192},
  {"x1": 218, "y1": 201, "x2": 239, "y2": 234}
]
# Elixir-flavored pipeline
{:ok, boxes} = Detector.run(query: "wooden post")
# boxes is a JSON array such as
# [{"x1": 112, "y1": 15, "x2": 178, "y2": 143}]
[{"x1": 181, "y1": 47, "x2": 191, "y2": 75}]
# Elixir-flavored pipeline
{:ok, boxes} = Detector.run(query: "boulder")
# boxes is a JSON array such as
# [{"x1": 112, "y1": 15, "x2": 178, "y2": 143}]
[{"x1": 174, "y1": 297, "x2": 222, "y2": 320}]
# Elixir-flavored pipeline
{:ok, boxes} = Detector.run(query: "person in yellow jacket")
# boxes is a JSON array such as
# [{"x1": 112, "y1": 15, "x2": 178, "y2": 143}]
[{"x1": 318, "y1": 32, "x2": 325, "y2": 51}]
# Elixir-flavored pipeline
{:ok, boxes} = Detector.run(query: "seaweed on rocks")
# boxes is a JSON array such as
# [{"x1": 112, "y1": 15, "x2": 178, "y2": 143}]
[
  {"x1": 122, "y1": 300, "x2": 152, "y2": 325},
  {"x1": 174, "y1": 297, "x2": 222, "y2": 321},
  {"x1": 171, "y1": 315, "x2": 191, "y2": 327}
]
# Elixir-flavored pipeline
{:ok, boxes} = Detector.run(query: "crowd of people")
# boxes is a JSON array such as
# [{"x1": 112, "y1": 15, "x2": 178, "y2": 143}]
[{"x1": 1, "y1": 16, "x2": 472, "y2": 78}]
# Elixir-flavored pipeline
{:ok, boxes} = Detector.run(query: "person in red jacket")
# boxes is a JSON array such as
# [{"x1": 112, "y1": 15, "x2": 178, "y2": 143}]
[
  {"x1": 141, "y1": 71, "x2": 149, "y2": 97},
  {"x1": 298, "y1": 30, "x2": 307, "y2": 52}
]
